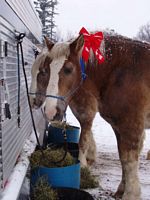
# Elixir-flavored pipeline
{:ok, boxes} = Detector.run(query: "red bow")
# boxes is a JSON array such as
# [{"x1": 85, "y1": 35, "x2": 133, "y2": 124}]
[{"x1": 79, "y1": 27, "x2": 104, "y2": 64}]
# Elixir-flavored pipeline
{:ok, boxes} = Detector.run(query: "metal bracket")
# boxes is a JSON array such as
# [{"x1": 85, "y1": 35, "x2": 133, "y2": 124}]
[
  {"x1": 0, "y1": 79, "x2": 4, "y2": 86},
  {"x1": 0, "y1": 40, "x2": 8, "y2": 58}
]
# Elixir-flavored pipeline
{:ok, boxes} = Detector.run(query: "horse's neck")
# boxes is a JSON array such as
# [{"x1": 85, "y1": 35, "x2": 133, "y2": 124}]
[
  {"x1": 84, "y1": 35, "x2": 150, "y2": 95},
  {"x1": 84, "y1": 36, "x2": 130, "y2": 90}
]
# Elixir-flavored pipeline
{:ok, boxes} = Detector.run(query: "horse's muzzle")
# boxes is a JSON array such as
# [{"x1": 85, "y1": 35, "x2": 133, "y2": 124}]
[{"x1": 44, "y1": 105, "x2": 65, "y2": 122}]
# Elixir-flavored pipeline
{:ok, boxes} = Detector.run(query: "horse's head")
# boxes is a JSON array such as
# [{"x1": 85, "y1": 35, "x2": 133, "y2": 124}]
[
  {"x1": 30, "y1": 35, "x2": 84, "y2": 121},
  {"x1": 30, "y1": 49, "x2": 50, "y2": 109}
]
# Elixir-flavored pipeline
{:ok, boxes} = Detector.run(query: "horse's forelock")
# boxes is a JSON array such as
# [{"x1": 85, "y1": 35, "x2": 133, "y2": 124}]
[
  {"x1": 49, "y1": 42, "x2": 70, "y2": 60},
  {"x1": 32, "y1": 51, "x2": 49, "y2": 73},
  {"x1": 30, "y1": 51, "x2": 50, "y2": 95}
]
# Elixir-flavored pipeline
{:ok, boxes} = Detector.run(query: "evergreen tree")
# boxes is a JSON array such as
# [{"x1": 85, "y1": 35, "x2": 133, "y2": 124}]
[{"x1": 34, "y1": 0, "x2": 58, "y2": 41}]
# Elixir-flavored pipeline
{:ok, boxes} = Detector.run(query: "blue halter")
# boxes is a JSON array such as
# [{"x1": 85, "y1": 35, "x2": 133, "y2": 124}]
[{"x1": 80, "y1": 58, "x2": 87, "y2": 80}]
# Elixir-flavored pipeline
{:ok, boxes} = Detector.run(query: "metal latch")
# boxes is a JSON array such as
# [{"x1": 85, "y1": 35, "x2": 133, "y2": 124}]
[
  {"x1": 0, "y1": 40, "x2": 8, "y2": 58},
  {"x1": 0, "y1": 79, "x2": 11, "y2": 120}
]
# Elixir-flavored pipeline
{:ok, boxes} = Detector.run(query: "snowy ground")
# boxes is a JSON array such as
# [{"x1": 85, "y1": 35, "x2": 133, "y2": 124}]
[
  {"x1": 66, "y1": 108, "x2": 150, "y2": 200},
  {"x1": 17, "y1": 108, "x2": 150, "y2": 200}
]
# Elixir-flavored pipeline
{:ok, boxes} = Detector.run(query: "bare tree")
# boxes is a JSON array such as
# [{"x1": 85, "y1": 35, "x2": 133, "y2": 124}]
[{"x1": 137, "y1": 22, "x2": 150, "y2": 42}]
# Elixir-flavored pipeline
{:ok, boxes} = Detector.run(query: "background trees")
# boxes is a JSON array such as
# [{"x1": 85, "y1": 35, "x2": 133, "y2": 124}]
[
  {"x1": 137, "y1": 22, "x2": 150, "y2": 42},
  {"x1": 34, "y1": 0, "x2": 58, "y2": 41}
]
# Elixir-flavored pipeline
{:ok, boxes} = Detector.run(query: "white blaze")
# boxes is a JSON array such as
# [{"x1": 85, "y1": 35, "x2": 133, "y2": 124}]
[
  {"x1": 45, "y1": 56, "x2": 66, "y2": 120},
  {"x1": 30, "y1": 52, "x2": 47, "y2": 105}
]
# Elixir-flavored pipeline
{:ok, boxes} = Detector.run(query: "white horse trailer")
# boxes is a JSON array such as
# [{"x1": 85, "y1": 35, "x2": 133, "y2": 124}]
[{"x1": 0, "y1": 0, "x2": 42, "y2": 196}]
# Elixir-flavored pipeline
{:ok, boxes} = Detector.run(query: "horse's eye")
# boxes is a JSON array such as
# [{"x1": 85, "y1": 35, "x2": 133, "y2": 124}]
[{"x1": 63, "y1": 67, "x2": 73, "y2": 75}]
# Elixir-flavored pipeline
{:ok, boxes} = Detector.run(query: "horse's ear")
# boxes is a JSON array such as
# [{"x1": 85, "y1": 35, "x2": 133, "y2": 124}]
[
  {"x1": 70, "y1": 34, "x2": 84, "y2": 54},
  {"x1": 44, "y1": 36, "x2": 54, "y2": 51}
]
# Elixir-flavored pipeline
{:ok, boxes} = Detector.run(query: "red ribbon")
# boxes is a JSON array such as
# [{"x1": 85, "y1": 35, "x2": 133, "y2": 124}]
[{"x1": 79, "y1": 27, "x2": 104, "y2": 64}]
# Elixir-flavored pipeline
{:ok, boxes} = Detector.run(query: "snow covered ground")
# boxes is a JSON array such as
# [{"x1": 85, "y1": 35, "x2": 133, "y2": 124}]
[
  {"x1": 2, "y1": 108, "x2": 149, "y2": 200},
  {"x1": 66, "y1": 108, "x2": 150, "y2": 200}
]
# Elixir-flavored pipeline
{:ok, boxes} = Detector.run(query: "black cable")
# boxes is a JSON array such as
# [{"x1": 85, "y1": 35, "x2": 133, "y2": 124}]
[
  {"x1": 17, "y1": 42, "x2": 20, "y2": 127},
  {"x1": 16, "y1": 33, "x2": 26, "y2": 128},
  {"x1": 16, "y1": 33, "x2": 44, "y2": 156}
]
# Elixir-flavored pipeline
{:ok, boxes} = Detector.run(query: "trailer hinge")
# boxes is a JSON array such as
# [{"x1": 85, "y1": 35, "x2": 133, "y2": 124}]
[{"x1": 0, "y1": 40, "x2": 8, "y2": 58}]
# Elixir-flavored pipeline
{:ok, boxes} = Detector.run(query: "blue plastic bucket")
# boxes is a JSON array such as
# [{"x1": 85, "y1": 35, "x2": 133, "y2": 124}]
[
  {"x1": 31, "y1": 161, "x2": 80, "y2": 189},
  {"x1": 48, "y1": 125, "x2": 80, "y2": 144}
]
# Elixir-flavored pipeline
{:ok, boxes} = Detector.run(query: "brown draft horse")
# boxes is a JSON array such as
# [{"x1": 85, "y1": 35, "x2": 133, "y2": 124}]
[{"x1": 30, "y1": 32, "x2": 150, "y2": 200}]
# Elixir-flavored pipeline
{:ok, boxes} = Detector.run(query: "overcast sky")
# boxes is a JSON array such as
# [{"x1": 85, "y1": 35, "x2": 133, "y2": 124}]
[{"x1": 55, "y1": 0, "x2": 150, "y2": 39}]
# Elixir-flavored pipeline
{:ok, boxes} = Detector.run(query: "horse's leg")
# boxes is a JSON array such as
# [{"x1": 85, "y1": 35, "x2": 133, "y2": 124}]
[
  {"x1": 70, "y1": 109, "x2": 96, "y2": 166},
  {"x1": 113, "y1": 131, "x2": 125, "y2": 198},
  {"x1": 86, "y1": 130, "x2": 96, "y2": 165},
  {"x1": 144, "y1": 115, "x2": 150, "y2": 160},
  {"x1": 114, "y1": 129, "x2": 145, "y2": 199},
  {"x1": 112, "y1": 120, "x2": 144, "y2": 200},
  {"x1": 69, "y1": 92, "x2": 97, "y2": 166},
  {"x1": 78, "y1": 121, "x2": 95, "y2": 166},
  {"x1": 147, "y1": 150, "x2": 150, "y2": 160}
]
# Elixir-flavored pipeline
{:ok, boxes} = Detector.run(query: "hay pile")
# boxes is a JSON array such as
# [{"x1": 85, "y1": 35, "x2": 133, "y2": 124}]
[
  {"x1": 31, "y1": 177, "x2": 58, "y2": 200},
  {"x1": 80, "y1": 167, "x2": 99, "y2": 189},
  {"x1": 30, "y1": 148, "x2": 75, "y2": 169},
  {"x1": 51, "y1": 121, "x2": 74, "y2": 130}
]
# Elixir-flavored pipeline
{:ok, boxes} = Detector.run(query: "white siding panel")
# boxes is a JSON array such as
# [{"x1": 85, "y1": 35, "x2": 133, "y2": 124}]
[
  {"x1": 0, "y1": 15, "x2": 37, "y2": 191},
  {"x1": 6, "y1": 0, "x2": 42, "y2": 42}
]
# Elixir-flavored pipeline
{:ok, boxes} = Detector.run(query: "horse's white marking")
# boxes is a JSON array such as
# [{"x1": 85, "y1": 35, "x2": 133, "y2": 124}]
[
  {"x1": 123, "y1": 160, "x2": 141, "y2": 198},
  {"x1": 44, "y1": 42, "x2": 70, "y2": 120},
  {"x1": 30, "y1": 51, "x2": 48, "y2": 93},
  {"x1": 30, "y1": 52, "x2": 47, "y2": 106},
  {"x1": 45, "y1": 56, "x2": 66, "y2": 120},
  {"x1": 79, "y1": 150, "x2": 88, "y2": 167}
]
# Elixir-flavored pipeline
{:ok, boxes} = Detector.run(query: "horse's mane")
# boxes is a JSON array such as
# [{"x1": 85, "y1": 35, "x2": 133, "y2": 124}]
[
  {"x1": 104, "y1": 32, "x2": 150, "y2": 50},
  {"x1": 49, "y1": 42, "x2": 70, "y2": 59},
  {"x1": 41, "y1": 31, "x2": 150, "y2": 63}
]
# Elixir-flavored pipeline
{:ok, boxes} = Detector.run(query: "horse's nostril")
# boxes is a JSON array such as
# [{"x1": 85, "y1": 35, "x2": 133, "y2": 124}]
[
  {"x1": 33, "y1": 98, "x2": 36, "y2": 104},
  {"x1": 56, "y1": 106, "x2": 61, "y2": 114},
  {"x1": 31, "y1": 98, "x2": 44, "y2": 109},
  {"x1": 29, "y1": 97, "x2": 36, "y2": 108},
  {"x1": 52, "y1": 106, "x2": 63, "y2": 121}
]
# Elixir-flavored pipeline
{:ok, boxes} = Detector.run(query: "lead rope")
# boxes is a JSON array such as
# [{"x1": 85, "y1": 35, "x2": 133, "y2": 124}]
[
  {"x1": 16, "y1": 33, "x2": 44, "y2": 156},
  {"x1": 61, "y1": 113, "x2": 69, "y2": 163},
  {"x1": 16, "y1": 34, "x2": 22, "y2": 128}
]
